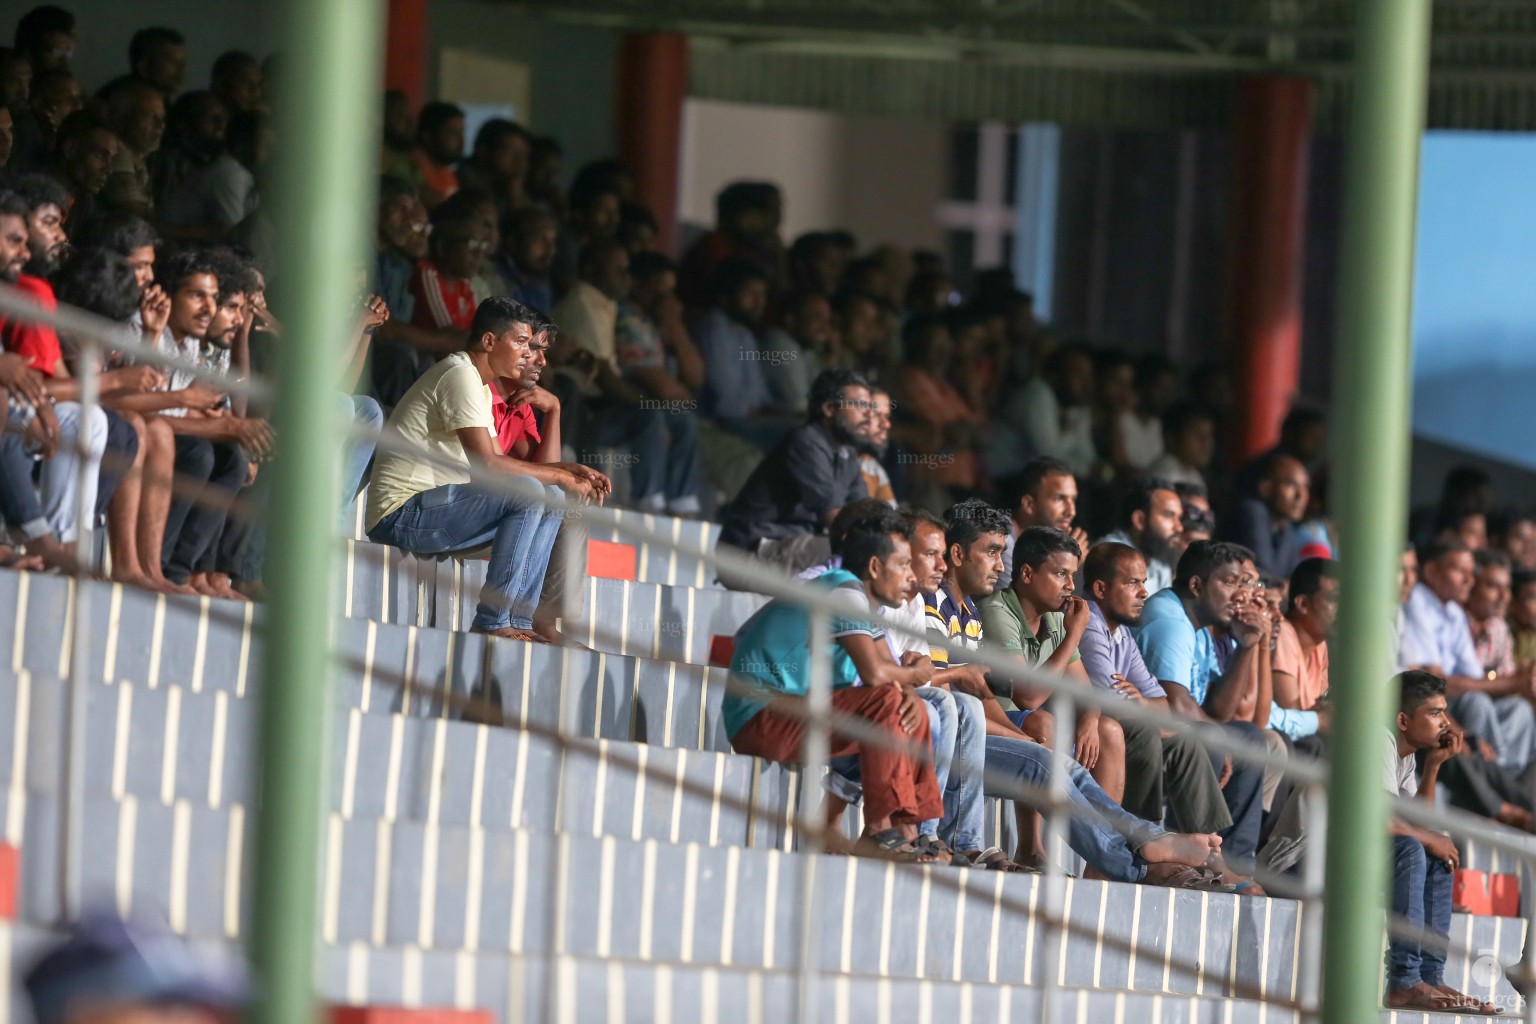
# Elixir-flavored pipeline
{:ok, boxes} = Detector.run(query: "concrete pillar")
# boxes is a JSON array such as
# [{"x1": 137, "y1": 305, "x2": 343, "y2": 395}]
[{"x1": 615, "y1": 32, "x2": 688, "y2": 252}]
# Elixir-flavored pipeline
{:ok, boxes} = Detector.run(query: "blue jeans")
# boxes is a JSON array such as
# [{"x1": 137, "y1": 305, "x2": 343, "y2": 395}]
[
  {"x1": 589, "y1": 401, "x2": 702, "y2": 515},
  {"x1": 1387, "y1": 834, "x2": 1452, "y2": 989},
  {"x1": 340, "y1": 394, "x2": 383, "y2": 526},
  {"x1": 914, "y1": 688, "x2": 985, "y2": 851},
  {"x1": 368, "y1": 480, "x2": 564, "y2": 631},
  {"x1": 984, "y1": 736, "x2": 1167, "y2": 882}
]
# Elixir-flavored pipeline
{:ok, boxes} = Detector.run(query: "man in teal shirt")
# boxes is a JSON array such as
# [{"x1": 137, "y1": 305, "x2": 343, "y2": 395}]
[{"x1": 726, "y1": 508, "x2": 943, "y2": 859}]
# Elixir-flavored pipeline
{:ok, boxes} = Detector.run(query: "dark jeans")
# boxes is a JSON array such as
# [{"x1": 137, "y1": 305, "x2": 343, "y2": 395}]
[
  {"x1": 1387, "y1": 834, "x2": 1452, "y2": 989},
  {"x1": 96, "y1": 409, "x2": 139, "y2": 517},
  {"x1": 1434, "y1": 745, "x2": 1534, "y2": 820},
  {"x1": 163, "y1": 436, "x2": 248, "y2": 584},
  {"x1": 586, "y1": 399, "x2": 702, "y2": 512},
  {"x1": 717, "y1": 533, "x2": 833, "y2": 591},
  {"x1": 1212, "y1": 720, "x2": 1268, "y2": 860},
  {"x1": 0, "y1": 433, "x2": 48, "y2": 541},
  {"x1": 369, "y1": 339, "x2": 436, "y2": 410}
]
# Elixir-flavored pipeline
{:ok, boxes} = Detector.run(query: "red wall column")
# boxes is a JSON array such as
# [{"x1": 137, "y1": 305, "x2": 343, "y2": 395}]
[
  {"x1": 616, "y1": 32, "x2": 688, "y2": 253},
  {"x1": 1225, "y1": 75, "x2": 1313, "y2": 465},
  {"x1": 384, "y1": 0, "x2": 430, "y2": 109}
]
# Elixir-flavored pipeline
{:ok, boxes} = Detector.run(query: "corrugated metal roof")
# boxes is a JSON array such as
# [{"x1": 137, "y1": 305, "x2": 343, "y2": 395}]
[{"x1": 509, "y1": 0, "x2": 1536, "y2": 131}]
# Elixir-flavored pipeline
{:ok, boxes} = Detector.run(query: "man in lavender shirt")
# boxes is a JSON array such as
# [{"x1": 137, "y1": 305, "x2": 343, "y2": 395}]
[{"x1": 1080, "y1": 541, "x2": 1234, "y2": 833}]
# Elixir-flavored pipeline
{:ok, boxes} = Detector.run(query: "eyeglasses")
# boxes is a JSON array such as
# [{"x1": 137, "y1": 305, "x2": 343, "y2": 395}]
[
  {"x1": 405, "y1": 221, "x2": 431, "y2": 235},
  {"x1": 445, "y1": 238, "x2": 493, "y2": 254}
]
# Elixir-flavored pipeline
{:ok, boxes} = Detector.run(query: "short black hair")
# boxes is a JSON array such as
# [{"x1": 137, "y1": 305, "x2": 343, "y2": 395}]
[
  {"x1": 1417, "y1": 537, "x2": 1470, "y2": 570},
  {"x1": 1287, "y1": 557, "x2": 1337, "y2": 612},
  {"x1": 712, "y1": 256, "x2": 769, "y2": 298},
  {"x1": 828, "y1": 498, "x2": 900, "y2": 555},
  {"x1": 1474, "y1": 548, "x2": 1512, "y2": 573},
  {"x1": 568, "y1": 174, "x2": 622, "y2": 215},
  {"x1": 156, "y1": 249, "x2": 222, "y2": 295},
  {"x1": 0, "y1": 189, "x2": 28, "y2": 221},
  {"x1": 211, "y1": 50, "x2": 258, "y2": 82},
  {"x1": 1441, "y1": 465, "x2": 1492, "y2": 504},
  {"x1": 788, "y1": 231, "x2": 835, "y2": 266},
  {"x1": 51, "y1": 248, "x2": 140, "y2": 322},
  {"x1": 715, "y1": 181, "x2": 779, "y2": 224},
  {"x1": 1000, "y1": 456, "x2": 1074, "y2": 513},
  {"x1": 1397, "y1": 669, "x2": 1447, "y2": 715},
  {"x1": 1173, "y1": 540, "x2": 1255, "y2": 594},
  {"x1": 15, "y1": 6, "x2": 74, "y2": 53},
  {"x1": 1118, "y1": 477, "x2": 1179, "y2": 527},
  {"x1": 577, "y1": 237, "x2": 626, "y2": 276},
  {"x1": 129, "y1": 27, "x2": 184, "y2": 67},
  {"x1": 1083, "y1": 541, "x2": 1144, "y2": 588},
  {"x1": 807, "y1": 368, "x2": 869, "y2": 425},
  {"x1": 416, "y1": 101, "x2": 464, "y2": 139},
  {"x1": 1164, "y1": 401, "x2": 1217, "y2": 441},
  {"x1": 472, "y1": 118, "x2": 529, "y2": 156},
  {"x1": 1134, "y1": 353, "x2": 1176, "y2": 391},
  {"x1": 840, "y1": 507, "x2": 913, "y2": 581},
  {"x1": 1013, "y1": 526, "x2": 1081, "y2": 583},
  {"x1": 466, "y1": 296, "x2": 538, "y2": 348},
  {"x1": 898, "y1": 504, "x2": 947, "y2": 537},
  {"x1": 629, "y1": 250, "x2": 674, "y2": 283},
  {"x1": 71, "y1": 211, "x2": 158, "y2": 256},
  {"x1": 6, "y1": 172, "x2": 70, "y2": 216},
  {"x1": 1433, "y1": 505, "x2": 1485, "y2": 537},
  {"x1": 618, "y1": 201, "x2": 658, "y2": 236},
  {"x1": 1514, "y1": 569, "x2": 1536, "y2": 595},
  {"x1": 943, "y1": 498, "x2": 1012, "y2": 554},
  {"x1": 206, "y1": 246, "x2": 258, "y2": 301},
  {"x1": 378, "y1": 174, "x2": 416, "y2": 206}
]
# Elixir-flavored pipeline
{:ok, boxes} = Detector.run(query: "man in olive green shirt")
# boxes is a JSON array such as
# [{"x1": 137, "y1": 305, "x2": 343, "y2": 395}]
[{"x1": 979, "y1": 526, "x2": 1124, "y2": 802}]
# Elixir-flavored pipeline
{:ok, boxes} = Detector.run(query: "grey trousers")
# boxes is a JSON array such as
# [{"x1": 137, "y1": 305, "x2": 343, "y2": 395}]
[
  {"x1": 1453, "y1": 691, "x2": 1536, "y2": 774},
  {"x1": 1119, "y1": 716, "x2": 1234, "y2": 835}
]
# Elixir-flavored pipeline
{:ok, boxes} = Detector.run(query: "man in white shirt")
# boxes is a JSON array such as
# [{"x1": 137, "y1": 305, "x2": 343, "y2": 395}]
[
  {"x1": 1384, "y1": 670, "x2": 1494, "y2": 1014},
  {"x1": 367, "y1": 297, "x2": 609, "y2": 643}
]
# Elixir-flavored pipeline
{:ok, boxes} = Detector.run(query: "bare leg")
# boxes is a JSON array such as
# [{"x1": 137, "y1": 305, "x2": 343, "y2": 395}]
[
  {"x1": 1090, "y1": 715, "x2": 1126, "y2": 804},
  {"x1": 105, "y1": 410, "x2": 154, "y2": 587},
  {"x1": 136, "y1": 418, "x2": 192, "y2": 594}
]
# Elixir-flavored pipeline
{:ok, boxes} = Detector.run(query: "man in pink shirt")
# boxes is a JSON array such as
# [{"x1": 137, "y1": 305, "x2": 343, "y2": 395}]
[{"x1": 1273, "y1": 557, "x2": 1337, "y2": 712}]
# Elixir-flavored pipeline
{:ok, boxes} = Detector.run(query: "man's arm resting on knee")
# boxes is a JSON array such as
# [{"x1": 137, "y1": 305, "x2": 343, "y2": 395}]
[{"x1": 455, "y1": 427, "x2": 604, "y2": 499}]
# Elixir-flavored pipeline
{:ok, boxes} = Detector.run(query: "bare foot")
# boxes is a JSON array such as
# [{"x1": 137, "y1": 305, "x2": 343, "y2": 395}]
[
  {"x1": 530, "y1": 620, "x2": 591, "y2": 648},
  {"x1": 1431, "y1": 984, "x2": 1499, "y2": 1014},
  {"x1": 1139, "y1": 833, "x2": 1222, "y2": 867},
  {"x1": 1385, "y1": 982, "x2": 1459, "y2": 1011},
  {"x1": 472, "y1": 626, "x2": 553, "y2": 644},
  {"x1": 110, "y1": 569, "x2": 158, "y2": 591},
  {"x1": 1206, "y1": 851, "x2": 1265, "y2": 895},
  {"x1": 235, "y1": 579, "x2": 267, "y2": 602},
  {"x1": 26, "y1": 536, "x2": 90, "y2": 577},
  {"x1": 205, "y1": 573, "x2": 249, "y2": 601},
  {"x1": 0, "y1": 544, "x2": 45, "y2": 571}
]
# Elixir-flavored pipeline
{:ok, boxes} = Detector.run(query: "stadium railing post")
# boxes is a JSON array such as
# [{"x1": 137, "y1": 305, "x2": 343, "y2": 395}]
[
  {"x1": 1037, "y1": 690, "x2": 1074, "y2": 1024},
  {"x1": 247, "y1": 0, "x2": 385, "y2": 1021},
  {"x1": 1322, "y1": 2, "x2": 1433, "y2": 1023},
  {"x1": 795, "y1": 606, "x2": 832, "y2": 1023}
]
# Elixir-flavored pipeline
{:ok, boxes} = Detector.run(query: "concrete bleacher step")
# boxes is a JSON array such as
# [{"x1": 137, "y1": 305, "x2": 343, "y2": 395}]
[
  {"x1": 11, "y1": 919, "x2": 1481, "y2": 1024},
  {"x1": 9, "y1": 789, "x2": 1333, "y2": 1004},
  {"x1": 3, "y1": 572, "x2": 738, "y2": 754},
  {"x1": 338, "y1": 540, "x2": 764, "y2": 666}
]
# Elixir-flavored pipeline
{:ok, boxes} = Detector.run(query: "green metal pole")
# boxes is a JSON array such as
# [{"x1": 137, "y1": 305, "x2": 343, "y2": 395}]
[
  {"x1": 249, "y1": 1, "x2": 384, "y2": 1022},
  {"x1": 1322, "y1": 2, "x2": 1432, "y2": 1023}
]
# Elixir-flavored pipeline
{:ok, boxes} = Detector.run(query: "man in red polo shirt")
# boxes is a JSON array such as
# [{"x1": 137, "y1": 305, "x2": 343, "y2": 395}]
[
  {"x1": 409, "y1": 200, "x2": 488, "y2": 335},
  {"x1": 492, "y1": 317, "x2": 606, "y2": 643}
]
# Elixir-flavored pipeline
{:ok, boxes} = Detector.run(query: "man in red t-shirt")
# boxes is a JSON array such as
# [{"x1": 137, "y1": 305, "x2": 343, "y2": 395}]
[
  {"x1": 408, "y1": 203, "x2": 488, "y2": 334},
  {"x1": 492, "y1": 320, "x2": 609, "y2": 644}
]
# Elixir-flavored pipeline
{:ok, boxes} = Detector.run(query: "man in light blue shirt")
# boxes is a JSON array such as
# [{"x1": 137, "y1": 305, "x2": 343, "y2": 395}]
[
  {"x1": 1398, "y1": 539, "x2": 1536, "y2": 773},
  {"x1": 1133, "y1": 540, "x2": 1270, "y2": 859}
]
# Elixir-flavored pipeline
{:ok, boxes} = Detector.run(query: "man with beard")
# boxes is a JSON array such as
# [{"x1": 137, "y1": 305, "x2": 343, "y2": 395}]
[
  {"x1": 999, "y1": 456, "x2": 1090, "y2": 584},
  {"x1": 857, "y1": 386, "x2": 896, "y2": 505},
  {"x1": 1132, "y1": 541, "x2": 1271, "y2": 863},
  {"x1": 1222, "y1": 451, "x2": 1311, "y2": 578},
  {"x1": 0, "y1": 174, "x2": 157, "y2": 555},
  {"x1": 0, "y1": 185, "x2": 82, "y2": 573},
  {"x1": 493, "y1": 206, "x2": 558, "y2": 314},
  {"x1": 718, "y1": 368, "x2": 872, "y2": 582},
  {"x1": 1080, "y1": 542, "x2": 1234, "y2": 834},
  {"x1": 1096, "y1": 478, "x2": 1184, "y2": 595}
]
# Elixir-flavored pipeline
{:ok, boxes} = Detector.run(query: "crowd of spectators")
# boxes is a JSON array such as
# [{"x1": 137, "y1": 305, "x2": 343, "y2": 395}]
[{"x1": 2, "y1": 7, "x2": 1534, "y2": 1012}]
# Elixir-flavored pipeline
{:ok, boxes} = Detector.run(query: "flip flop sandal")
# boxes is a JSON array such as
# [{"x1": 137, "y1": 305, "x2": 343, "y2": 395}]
[
  {"x1": 1142, "y1": 863, "x2": 1234, "y2": 891},
  {"x1": 914, "y1": 835, "x2": 954, "y2": 863},
  {"x1": 863, "y1": 828, "x2": 939, "y2": 863},
  {"x1": 958, "y1": 847, "x2": 1040, "y2": 873}
]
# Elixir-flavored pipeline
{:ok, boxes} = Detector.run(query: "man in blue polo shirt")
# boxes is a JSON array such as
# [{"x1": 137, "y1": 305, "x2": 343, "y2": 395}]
[{"x1": 1132, "y1": 539, "x2": 1269, "y2": 861}]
